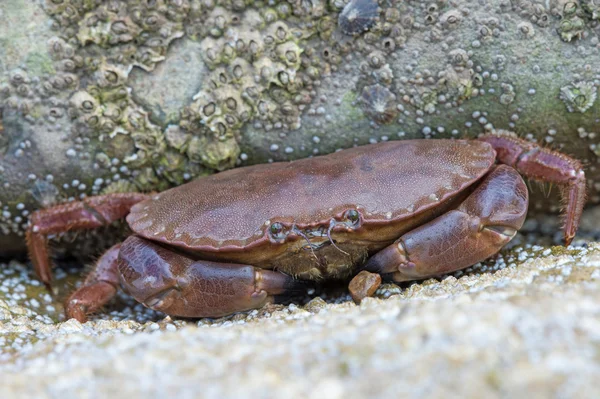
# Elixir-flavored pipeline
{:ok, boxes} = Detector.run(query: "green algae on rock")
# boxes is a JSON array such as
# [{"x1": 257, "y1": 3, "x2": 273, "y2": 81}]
[{"x1": 2, "y1": 0, "x2": 600, "y2": 254}]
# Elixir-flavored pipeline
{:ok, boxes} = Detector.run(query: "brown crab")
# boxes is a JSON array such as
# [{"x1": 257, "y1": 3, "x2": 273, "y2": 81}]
[{"x1": 26, "y1": 132, "x2": 586, "y2": 322}]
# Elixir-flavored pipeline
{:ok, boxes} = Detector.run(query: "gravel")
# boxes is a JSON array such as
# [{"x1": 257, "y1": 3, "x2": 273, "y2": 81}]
[{"x1": 1, "y1": 212, "x2": 600, "y2": 398}]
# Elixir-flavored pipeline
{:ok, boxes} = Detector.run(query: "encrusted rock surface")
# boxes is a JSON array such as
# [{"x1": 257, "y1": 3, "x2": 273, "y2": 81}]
[
  {"x1": 1, "y1": 212, "x2": 600, "y2": 397},
  {"x1": 3, "y1": 0, "x2": 600, "y2": 253}
]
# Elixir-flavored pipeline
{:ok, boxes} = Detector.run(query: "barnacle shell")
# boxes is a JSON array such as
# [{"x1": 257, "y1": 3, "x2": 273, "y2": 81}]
[
  {"x1": 558, "y1": 15, "x2": 586, "y2": 42},
  {"x1": 440, "y1": 10, "x2": 462, "y2": 29},
  {"x1": 582, "y1": 0, "x2": 600, "y2": 19},
  {"x1": 560, "y1": 81, "x2": 597, "y2": 113},
  {"x1": 338, "y1": 0, "x2": 380, "y2": 36},
  {"x1": 517, "y1": 21, "x2": 535, "y2": 38}
]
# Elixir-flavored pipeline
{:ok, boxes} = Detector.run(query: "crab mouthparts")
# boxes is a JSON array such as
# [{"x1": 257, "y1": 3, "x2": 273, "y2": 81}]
[{"x1": 292, "y1": 222, "x2": 350, "y2": 256}]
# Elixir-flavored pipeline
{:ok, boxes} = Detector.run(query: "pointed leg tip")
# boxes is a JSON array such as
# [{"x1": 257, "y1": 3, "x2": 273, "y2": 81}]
[
  {"x1": 563, "y1": 225, "x2": 577, "y2": 247},
  {"x1": 564, "y1": 235, "x2": 574, "y2": 247},
  {"x1": 64, "y1": 305, "x2": 89, "y2": 324}
]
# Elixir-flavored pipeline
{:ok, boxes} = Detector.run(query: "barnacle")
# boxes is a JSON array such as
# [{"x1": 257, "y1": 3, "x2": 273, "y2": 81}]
[
  {"x1": 100, "y1": 180, "x2": 138, "y2": 195},
  {"x1": 560, "y1": 81, "x2": 597, "y2": 113},
  {"x1": 448, "y1": 49, "x2": 469, "y2": 68},
  {"x1": 517, "y1": 21, "x2": 535, "y2": 38},
  {"x1": 582, "y1": 0, "x2": 600, "y2": 19},
  {"x1": 558, "y1": 15, "x2": 586, "y2": 42},
  {"x1": 69, "y1": 1, "x2": 185, "y2": 72},
  {"x1": 436, "y1": 67, "x2": 477, "y2": 102},
  {"x1": 440, "y1": 10, "x2": 462, "y2": 29},
  {"x1": 164, "y1": 125, "x2": 191, "y2": 152}
]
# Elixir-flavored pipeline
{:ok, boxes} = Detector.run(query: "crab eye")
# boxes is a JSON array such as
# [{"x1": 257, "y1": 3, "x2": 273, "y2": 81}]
[
  {"x1": 344, "y1": 209, "x2": 360, "y2": 226},
  {"x1": 269, "y1": 222, "x2": 286, "y2": 239}
]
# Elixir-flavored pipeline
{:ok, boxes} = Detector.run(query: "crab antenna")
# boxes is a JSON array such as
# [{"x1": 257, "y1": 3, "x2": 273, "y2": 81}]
[
  {"x1": 327, "y1": 220, "x2": 350, "y2": 256},
  {"x1": 292, "y1": 226, "x2": 319, "y2": 261}
]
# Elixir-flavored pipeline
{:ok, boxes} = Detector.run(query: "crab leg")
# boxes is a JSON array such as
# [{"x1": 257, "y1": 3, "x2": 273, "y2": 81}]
[
  {"x1": 359, "y1": 165, "x2": 528, "y2": 285},
  {"x1": 26, "y1": 193, "x2": 149, "y2": 290},
  {"x1": 115, "y1": 235, "x2": 306, "y2": 319},
  {"x1": 65, "y1": 243, "x2": 122, "y2": 323},
  {"x1": 478, "y1": 132, "x2": 586, "y2": 245}
]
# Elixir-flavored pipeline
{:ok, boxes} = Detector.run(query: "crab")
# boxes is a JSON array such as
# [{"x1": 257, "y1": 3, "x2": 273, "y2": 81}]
[{"x1": 26, "y1": 132, "x2": 586, "y2": 322}]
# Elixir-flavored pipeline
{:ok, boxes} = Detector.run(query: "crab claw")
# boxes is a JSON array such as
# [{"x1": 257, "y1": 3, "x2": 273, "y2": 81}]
[
  {"x1": 117, "y1": 236, "x2": 301, "y2": 318},
  {"x1": 363, "y1": 165, "x2": 528, "y2": 282}
]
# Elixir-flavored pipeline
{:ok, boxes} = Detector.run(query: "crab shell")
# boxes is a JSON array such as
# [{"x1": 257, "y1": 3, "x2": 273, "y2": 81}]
[{"x1": 126, "y1": 140, "x2": 495, "y2": 280}]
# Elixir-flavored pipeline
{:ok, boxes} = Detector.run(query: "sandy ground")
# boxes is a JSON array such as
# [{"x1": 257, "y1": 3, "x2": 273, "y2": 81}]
[{"x1": 1, "y1": 212, "x2": 600, "y2": 398}]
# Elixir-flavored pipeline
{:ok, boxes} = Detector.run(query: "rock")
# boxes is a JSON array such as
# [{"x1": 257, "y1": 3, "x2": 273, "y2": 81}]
[
  {"x1": 1, "y1": 0, "x2": 600, "y2": 254},
  {"x1": 349, "y1": 270, "x2": 382, "y2": 304}
]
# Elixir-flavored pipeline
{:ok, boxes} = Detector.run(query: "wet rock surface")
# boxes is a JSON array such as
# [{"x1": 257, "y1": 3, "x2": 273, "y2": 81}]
[{"x1": 1, "y1": 212, "x2": 600, "y2": 397}]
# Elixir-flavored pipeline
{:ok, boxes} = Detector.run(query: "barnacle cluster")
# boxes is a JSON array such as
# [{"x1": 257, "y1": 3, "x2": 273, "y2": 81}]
[
  {"x1": 24, "y1": 0, "x2": 600, "y2": 172},
  {"x1": 556, "y1": 1, "x2": 587, "y2": 42},
  {"x1": 44, "y1": 0, "x2": 187, "y2": 72},
  {"x1": 30, "y1": 0, "x2": 343, "y2": 181},
  {"x1": 178, "y1": 7, "x2": 311, "y2": 168},
  {"x1": 513, "y1": 1, "x2": 551, "y2": 28},
  {"x1": 344, "y1": 1, "x2": 490, "y2": 122},
  {"x1": 0, "y1": 36, "x2": 79, "y2": 135},
  {"x1": 41, "y1": 0, "x2": 349, "y2": 174},
  {"x1": 66, "y1": 61, "x2": 197, "y2": 191},
  {"x1": 390, "y1": 48, "x2": 483, "y2": 118},
  {"x1": 0, "y1": 32, "x2": 84, "y2": 237}
]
